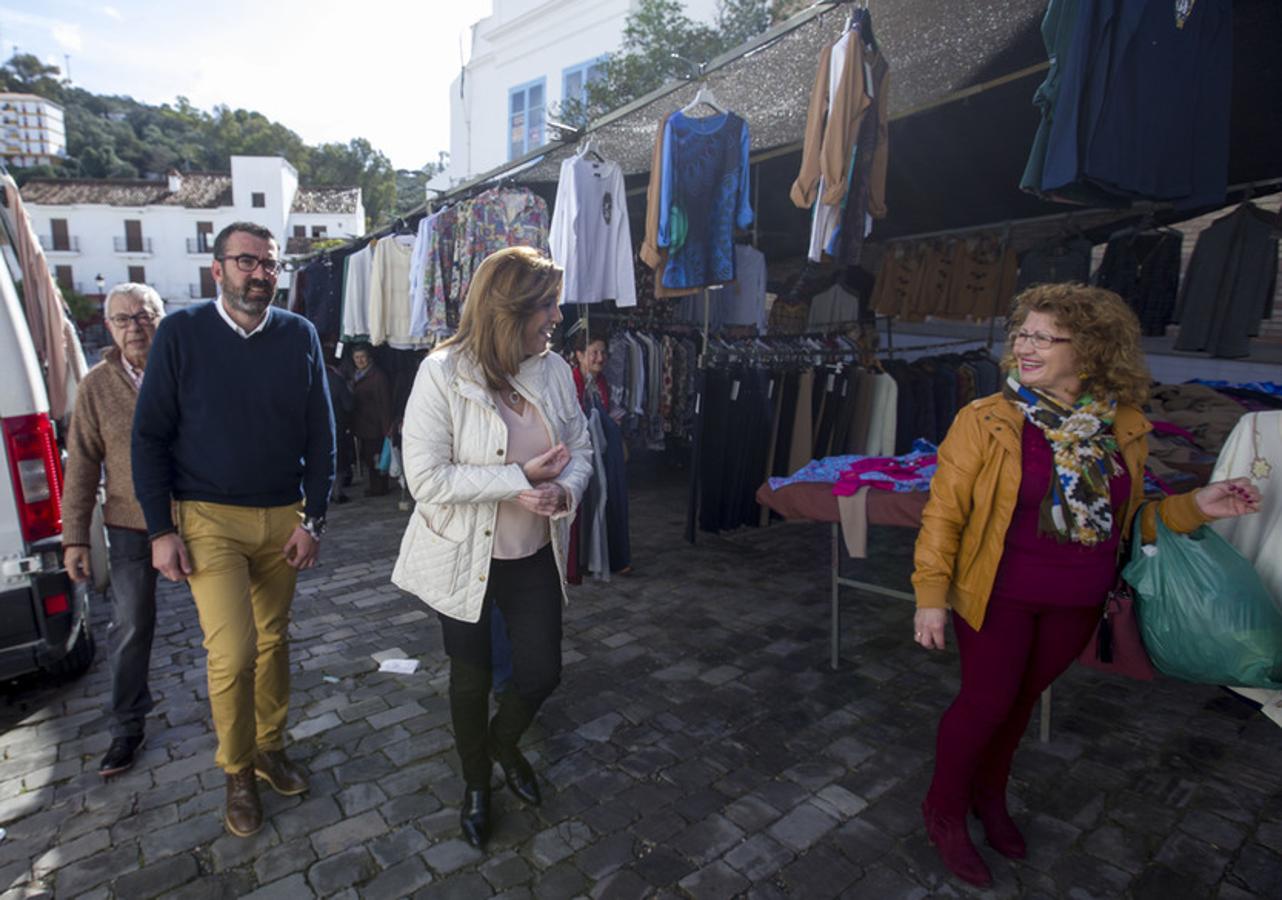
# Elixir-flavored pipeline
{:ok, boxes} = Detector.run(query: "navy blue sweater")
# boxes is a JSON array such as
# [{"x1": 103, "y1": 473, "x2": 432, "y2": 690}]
[{"x1": 132, "y1": 302, "x2": 336, "y2": 536}]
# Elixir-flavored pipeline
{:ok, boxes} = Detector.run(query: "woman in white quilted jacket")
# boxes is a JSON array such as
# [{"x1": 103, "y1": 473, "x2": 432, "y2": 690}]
[{"x1": 393, "y1": 246, "x2": 593, "y2": 849}]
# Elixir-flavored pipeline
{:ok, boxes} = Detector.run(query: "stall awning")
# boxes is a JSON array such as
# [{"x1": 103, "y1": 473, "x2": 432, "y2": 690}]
[{"x1": 440, "y1": 0, "x2": 1281, "y2": 243}]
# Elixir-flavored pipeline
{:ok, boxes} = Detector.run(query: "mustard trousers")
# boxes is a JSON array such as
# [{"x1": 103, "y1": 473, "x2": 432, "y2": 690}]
[{"x1": 179, "y1": 500, "x2": 301, "y2": 772}]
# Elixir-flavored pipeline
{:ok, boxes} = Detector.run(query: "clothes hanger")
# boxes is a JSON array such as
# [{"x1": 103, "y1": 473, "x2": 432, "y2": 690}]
[
  {"x1": 681, "y1": 81, "x2": 726, "y2": 116},
  {"x1": 856, "y1": 6, "x2": 878, "y2": 52},
  {"x1": 1240, "y1": 185, "x2": 1282, "y2": 231},
  {"x1": 576, "y1": 137, "x2": 605, "y2": 162}
]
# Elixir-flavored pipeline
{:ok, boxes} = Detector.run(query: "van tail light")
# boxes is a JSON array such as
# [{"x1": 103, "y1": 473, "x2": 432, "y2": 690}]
[
  {"x1": 2, "y1": 413, "x2": 63, "y2": 542},
  {"x1": 43, "y1": 592, "x2": 69, "y2": 616}
]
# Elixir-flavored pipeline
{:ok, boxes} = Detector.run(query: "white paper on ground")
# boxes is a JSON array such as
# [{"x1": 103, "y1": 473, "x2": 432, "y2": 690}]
[{"x1": 378, "y1": 658, "x2": 420, "y2": 674}]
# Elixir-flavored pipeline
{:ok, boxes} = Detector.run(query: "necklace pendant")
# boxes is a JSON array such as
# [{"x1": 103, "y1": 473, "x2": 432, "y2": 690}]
[{"x1": 1251, "y1": 455, "x2": 1272, "y2": 481}]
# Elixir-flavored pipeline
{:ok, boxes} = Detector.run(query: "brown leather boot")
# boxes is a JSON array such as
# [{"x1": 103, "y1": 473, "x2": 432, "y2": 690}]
[
  {"x1": 253, "y1": 748, "x2": 308, "y2": 796},
  {"x1": 225, "y1": 769, "x2": 263, "y2": 837}
]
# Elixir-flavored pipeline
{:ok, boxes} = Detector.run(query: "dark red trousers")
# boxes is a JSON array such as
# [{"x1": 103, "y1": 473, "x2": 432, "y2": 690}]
[{"x1": 925, "y1": 596, "x2": 1102, "y2": 817}]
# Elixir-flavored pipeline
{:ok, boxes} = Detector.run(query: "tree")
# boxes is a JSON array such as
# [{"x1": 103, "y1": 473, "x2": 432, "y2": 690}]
[
  {"x1": 303, "y1": 138, "x2": 397, "y2": 229},
  {"x1": 393, "y1": 152, "x2": 450, "y2": 217},
  {"x1": 1, "y1": 52, "x2": 411, "y2": 227},
  {"x1": 79, "y1": 145, "x2": 138, "y2": 179},
  {"x1": 555, "y1": 0, "x2": 773, "y2": 128},
  {"x1": 0, "y1": 54, "x2": 64, "y2": 100}
]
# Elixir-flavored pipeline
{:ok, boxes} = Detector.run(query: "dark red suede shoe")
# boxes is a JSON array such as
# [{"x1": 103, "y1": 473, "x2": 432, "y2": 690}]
[
  {"x1": 972, "y1": 789, "x2": 1027, "y2": 859},
  {"x1": 922, "y1": 800, "x2": 993, "y2": 887}
]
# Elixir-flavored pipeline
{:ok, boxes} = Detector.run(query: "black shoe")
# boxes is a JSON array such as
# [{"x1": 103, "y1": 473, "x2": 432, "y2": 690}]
[
  {"x1": 99, "y1": 734, "x2": 145, "y2": 778},
  {"x1": 496, "y1": 748, "x2": 541, "y2": 807},
  {"x1": 460, "y1": 786, "x2": 491, "y2": 849}
]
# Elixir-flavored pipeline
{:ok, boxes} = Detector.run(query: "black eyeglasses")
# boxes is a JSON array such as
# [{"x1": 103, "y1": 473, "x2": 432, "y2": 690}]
[
  {"x1": 108, "y1": 312, "x2": 158, "y2": 328},
  {"x1": 217, "y1": 254, "x2": 284, "y2": 276}
]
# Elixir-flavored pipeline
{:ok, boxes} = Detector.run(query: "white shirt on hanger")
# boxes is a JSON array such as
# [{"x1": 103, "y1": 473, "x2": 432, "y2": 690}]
[
  {"x1": 723, "y1": 245, "x2": 768, "y2": 331},
  {"x1": 369, "y1": 235, "x2": 430, "y2": 349},
  {"x1": 550, "y1": 155, "x2": 637, "y2": 307},
  {"x1": 341, "y1": 242, "x2": 373, "y2": 340},
  {"x1": 808, "y1": 30, "x2": 855, "y2": 263}
]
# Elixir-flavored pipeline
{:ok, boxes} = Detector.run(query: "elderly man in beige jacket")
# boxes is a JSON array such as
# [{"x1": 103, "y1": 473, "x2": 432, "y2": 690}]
[{"x1": 63, "y1": 282, "x2": 164, "y2": 778}]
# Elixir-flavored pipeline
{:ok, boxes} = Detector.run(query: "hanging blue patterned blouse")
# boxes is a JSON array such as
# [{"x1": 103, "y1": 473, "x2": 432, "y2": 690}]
[{"x1": 657, "y1": 111, "x2": 753, "y2": 290}]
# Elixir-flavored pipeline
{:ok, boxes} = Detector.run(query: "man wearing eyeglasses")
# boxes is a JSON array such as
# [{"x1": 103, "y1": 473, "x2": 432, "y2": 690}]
[
  {"x1": 63, "y1": 282, "x2": 164, "y2": 779},
  {"x1": 132, "y1": 222, "x2": 336, "y2": 838}
]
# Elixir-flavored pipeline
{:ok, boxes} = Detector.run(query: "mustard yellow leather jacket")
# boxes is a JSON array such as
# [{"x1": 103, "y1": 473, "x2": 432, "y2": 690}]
[{"x1": 912, "y1": 393, "x2": 1209, "y2": 631}]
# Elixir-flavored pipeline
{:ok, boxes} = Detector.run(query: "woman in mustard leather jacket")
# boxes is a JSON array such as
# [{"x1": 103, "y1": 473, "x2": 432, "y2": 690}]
[{"x1": 911, "y1": 284, "x2": 1260, "y2": 887}]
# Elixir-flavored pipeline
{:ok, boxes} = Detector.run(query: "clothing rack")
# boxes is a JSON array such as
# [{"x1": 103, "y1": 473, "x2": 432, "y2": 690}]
[
  {"x1": 882, "y1": 324, "x2": 995, "y2": 360},
  {"x1": 702, "y1": 334, "x2": 860, "y2": 369}
]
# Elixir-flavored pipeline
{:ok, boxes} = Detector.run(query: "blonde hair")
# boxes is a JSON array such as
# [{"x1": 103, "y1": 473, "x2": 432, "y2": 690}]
[
  {"x1": 439, "y1": 246, "x2": 562, "y2": 390},
  {"x1": 1002, "y1": 283, "x2": 1150, "y2": 405}
]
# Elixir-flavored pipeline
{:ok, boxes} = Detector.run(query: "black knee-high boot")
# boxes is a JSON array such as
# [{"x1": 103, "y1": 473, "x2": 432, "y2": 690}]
[
  {"x1": 449, "y1": 659, "x2": 493, "y2": 847},
  {"x1": 448, "y1": 659, "x2": 492, "y2": 788}
]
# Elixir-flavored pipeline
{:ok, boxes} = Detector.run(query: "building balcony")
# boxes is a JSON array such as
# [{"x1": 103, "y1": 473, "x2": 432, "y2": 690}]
[
  {"x1": 186, "y1": 237, "x2": 213, "y2": 254},
  {"x1": 113, "y1": 237, "x2": 153, "y2": 255},
  {"x1": 38, "y1": 235, "x2": 79, "y2": 253}
]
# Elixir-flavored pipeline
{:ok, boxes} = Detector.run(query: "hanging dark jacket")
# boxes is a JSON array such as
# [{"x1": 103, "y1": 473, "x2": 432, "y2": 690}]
[{"x1": 1174, "y1": 205, "x2": 1279, "y2": 358}]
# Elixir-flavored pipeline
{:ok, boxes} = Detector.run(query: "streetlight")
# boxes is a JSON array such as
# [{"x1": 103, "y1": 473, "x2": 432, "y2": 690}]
[{"x1": 94, "y1": 274, "x2": 105, "y2": 296}]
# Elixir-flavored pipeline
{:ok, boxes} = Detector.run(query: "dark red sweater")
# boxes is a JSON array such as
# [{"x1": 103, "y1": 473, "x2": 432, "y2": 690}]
[
  {"x1": 988, "y1": 423, "x2": 1131, "y2": 606},
  {"x1": 572, "y1": 367, "x2": 609, "y2": 411}
]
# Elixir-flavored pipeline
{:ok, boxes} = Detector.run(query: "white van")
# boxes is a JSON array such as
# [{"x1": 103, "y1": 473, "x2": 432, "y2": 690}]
[{"x1": 0, "y1": 235, "x2": 93, "y2": 680}]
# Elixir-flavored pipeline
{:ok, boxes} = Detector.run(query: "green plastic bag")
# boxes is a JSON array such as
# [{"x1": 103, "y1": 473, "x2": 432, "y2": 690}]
[{"x1": 1124, "y1": 513, "x2": 1282, "y2": 688}]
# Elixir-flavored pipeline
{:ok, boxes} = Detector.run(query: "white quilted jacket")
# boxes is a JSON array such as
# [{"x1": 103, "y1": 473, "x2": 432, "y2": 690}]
[{"x1": 391, "y1": 346, "x2": 592, "y2": 622}]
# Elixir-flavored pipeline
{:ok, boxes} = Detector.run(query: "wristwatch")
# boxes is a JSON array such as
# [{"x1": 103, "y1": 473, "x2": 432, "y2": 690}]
[{"x1": 300, "y1": 515, "x2": 326, "y2": 539}]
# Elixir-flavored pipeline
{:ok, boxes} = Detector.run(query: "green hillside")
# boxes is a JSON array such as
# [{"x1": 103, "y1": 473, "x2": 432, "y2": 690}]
[{"x1": 2, "y1": 54, "x2": 440, "y2": 227}]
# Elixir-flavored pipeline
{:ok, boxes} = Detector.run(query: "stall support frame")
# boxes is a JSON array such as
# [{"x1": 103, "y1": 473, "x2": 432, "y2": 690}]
[{"x1": 828, "y1": 522, "x2": 1052, "y2": 742}]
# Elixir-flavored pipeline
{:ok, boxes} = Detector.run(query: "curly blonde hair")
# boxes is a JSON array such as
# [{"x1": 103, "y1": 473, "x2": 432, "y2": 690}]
[{"x1": 1002, "y1": 283, "x2": 1150, "y2": 405}]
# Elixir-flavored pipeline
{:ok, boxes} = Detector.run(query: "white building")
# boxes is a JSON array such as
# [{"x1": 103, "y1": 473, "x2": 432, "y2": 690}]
[
  {"x1": 0, "y1": 93, "x2": 66, "y2": 168},
  {"x1": 20, "y1": 156, "x2": 364, "y2": 308},
  {"x1": 445, "y1": 0, "x2": 720, "y2": 184}
]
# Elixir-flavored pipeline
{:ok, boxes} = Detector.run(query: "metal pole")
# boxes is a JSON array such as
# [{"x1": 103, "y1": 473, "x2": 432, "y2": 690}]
[{"x1": 831, "y1": 522, "x2": 841, "y2": 670}]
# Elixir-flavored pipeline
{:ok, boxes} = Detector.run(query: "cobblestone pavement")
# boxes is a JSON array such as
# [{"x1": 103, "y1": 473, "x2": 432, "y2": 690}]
[{"x1": 2, "y1": 462, "x2": 1281, "y2": 899}]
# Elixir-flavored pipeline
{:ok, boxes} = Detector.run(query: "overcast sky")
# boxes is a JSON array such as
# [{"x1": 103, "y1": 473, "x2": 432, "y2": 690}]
[{"x1": 0, "y1": 0, "x2": 492, "y2": 170}]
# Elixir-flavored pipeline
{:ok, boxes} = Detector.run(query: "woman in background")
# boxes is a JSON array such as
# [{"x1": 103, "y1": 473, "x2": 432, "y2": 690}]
[{"x1": 350, "y1": 344, "x2": 393, "y2": 496}]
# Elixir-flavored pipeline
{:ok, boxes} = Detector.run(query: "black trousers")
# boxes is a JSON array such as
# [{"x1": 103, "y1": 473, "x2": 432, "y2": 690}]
[{"x1": 438, "y1": 545, "x2": 562, "y2": 788}]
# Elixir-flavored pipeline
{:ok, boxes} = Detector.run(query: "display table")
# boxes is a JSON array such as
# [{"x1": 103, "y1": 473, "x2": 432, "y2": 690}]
[
  {"x1": 755, "y1": 480, "x2": 1054, "y2": 741},
  {"x1": 756, "y1": 481, "x2": 927, "y2": 668}
]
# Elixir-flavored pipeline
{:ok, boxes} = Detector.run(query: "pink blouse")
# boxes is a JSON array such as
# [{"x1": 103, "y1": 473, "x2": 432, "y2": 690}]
[{"x1": 492, "y1": 394, "x2": 553, "y2": 559}]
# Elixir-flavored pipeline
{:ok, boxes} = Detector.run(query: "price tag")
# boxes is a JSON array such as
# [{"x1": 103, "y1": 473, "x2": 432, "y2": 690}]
[
  {"x1": 826, "y1": 373, "x2": 835, "y2": 392},
  {"x1": 767, "y1": 379, "x2": 775, "y2": 400},
  {"x1": 335, "y1": 341, "x2": 345, "y2": 358},
  {"x1": 730, "y1": 380, "x2": 740, "y2": 401},
  {"x1": 695, "y1": 394, "x2": 701, "y2": 415}
]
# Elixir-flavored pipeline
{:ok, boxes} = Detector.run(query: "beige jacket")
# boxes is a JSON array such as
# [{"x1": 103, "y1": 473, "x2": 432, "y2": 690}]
[
  {"x1": 392, "y1": 347, "x2": 592, "y2": 622},
  {"x1": 63, "y1": 347, "x2": 147, "y2": 544},
  {"x1": 790, "y1": 31, "x2": 890, "y2": 217}
]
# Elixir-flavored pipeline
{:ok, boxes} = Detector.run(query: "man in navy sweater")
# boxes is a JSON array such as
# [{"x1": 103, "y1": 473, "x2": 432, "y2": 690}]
[{"x1": 132, "y1": 222, "x2": 335, "y2": 838}]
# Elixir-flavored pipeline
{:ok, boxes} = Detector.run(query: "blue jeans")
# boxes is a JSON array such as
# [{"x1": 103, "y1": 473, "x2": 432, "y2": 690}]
[{"x1": 105, "y1": 527, "x2": 158, "y2": 738}]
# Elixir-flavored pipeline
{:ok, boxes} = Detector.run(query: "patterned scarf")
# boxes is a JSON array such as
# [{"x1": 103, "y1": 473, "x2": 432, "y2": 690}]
[{"x1": 1003, "y1": 374, "x2": 1120, "y2": 546}]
